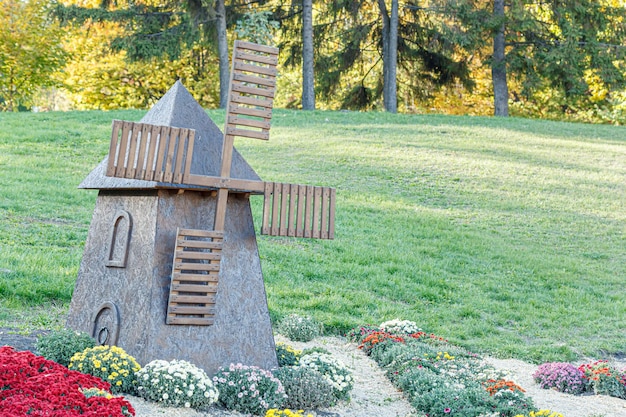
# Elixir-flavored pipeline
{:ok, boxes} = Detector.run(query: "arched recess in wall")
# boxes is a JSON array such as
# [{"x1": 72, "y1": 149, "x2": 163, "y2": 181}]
[{"x1": 106, "y1": 210, "x2": 132, "y2": 268}]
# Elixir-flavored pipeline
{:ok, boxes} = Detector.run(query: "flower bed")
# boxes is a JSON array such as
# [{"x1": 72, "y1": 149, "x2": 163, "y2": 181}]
[
  {"x1": 0, "y1": 346, "x2": 134, "y2": 416},
  {"x1": 534, "y1": 359, "x2": 626, "y2": 399},
  {"x1": 349, "y1": 320, "x2": 535, "y2": 417},
  {"x1": 4, "y1": 320, "x2": 625, "y2": 417}
]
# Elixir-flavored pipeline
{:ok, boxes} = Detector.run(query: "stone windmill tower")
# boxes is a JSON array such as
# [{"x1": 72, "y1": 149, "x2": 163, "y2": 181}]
[{"x1": 66, "y1": 42, "x2": 335, "y2": 374}]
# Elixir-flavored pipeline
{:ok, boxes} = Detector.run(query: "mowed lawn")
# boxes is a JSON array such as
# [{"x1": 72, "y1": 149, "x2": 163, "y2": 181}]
[{"x1": 0, "y1": 109, "x2": 624, "y2": 363}]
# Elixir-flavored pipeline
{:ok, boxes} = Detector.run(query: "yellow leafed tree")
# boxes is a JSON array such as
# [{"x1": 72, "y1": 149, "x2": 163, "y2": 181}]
[{"x1": 0, "y1": 0, "x2": 67, "y2": 111}]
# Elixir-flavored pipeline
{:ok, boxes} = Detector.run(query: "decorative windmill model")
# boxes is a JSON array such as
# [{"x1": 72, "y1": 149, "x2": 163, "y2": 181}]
[{"x1": 105, "y1": 41, "x2": 335, "y2": 327}]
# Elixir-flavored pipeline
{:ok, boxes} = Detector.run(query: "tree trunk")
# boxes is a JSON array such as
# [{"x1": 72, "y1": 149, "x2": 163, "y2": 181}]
[
  {"x1": 216, "y1": 0, "x2": 229, "y2": 109},
  {"x1": 388, "y1": 0, "x2": 398, "y2": 113},
  {"x1": 302, "y1": 0, "x2": 315, "y2": 110},
  {"x1": 378, "y1": 0, "x2": 398, "y2": 113},
  {"x1": 492, "y1": 0, "x2": 508, "y2": 116}
]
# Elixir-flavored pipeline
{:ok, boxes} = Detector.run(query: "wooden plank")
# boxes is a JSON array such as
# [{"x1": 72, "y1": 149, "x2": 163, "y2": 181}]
[
  {"x1": 167, "y1": 317, "x2": 214, "y2": 325},
  {"x1": 213, "y1": 188, "x2": 229, "y2": 232},
  {"x1": 169, "y1": 294, "x2": 217, "y2": 304},
  {"x1": 304, "y1": 185, "x2": 313, "y2": 238},
  {"x1": 173, "y1": 272, "x2": 219, "y2": 283},
  {"x1": 287, "y1": 184, "x2": 298, "y2": 237},
  {"x1": 125, "y1": 123, "x2": 142, "y2": 179},
  {"x1": 261, "y1": 181, "x2": 273, "y2": 235},
  {"x1": 168, "y1": 306, "x2": 215, "y2": 315},
  {"x1": 328, "y1": 188, "x2": 336, "y2": 239},
  {"x1": 185, "y1": 174, "x2": 266, "y2": 193},
  {"x1": 234, "y1": 61, "x2": 278, "y2": 77},
  {"x1": 235, "y1": 40, "x2": 279, "y2": 55},
  {"x1": 115, "y1": 121, "x2": 132, "y2": 177},
  {"x1": 279, "y1": 183, "x2": 290, "y2": 236},
  {"x1": 176, "y1": 239, "x2": 222, "y2": 250},
  {"x1": 234, "y1": 51, "x2": 279, "y2": 66},
  {"x1": 271, "y1": 182, "x2": 281, "y2": 236},
  {"x1": 227, "y1": 115, "x2": 271, "y2": 130},
  {"x1": 231, "y1": 82, "x2": 276, "y2": 98},
  {"x1": 175, "y1": 251, "x2": 221, "y2": 261},
  {"x1": 172, "y1": 283, "x2": 218, "y2": 293},
  {"x1": 233, "y1": 73, "x2": 276, "y2": 88},
  {"x1": 296, "y1": 185, "x2": 306, "y2": 238},
  {"x1": 174, "y1": 262, "x2": 220, "y2": 272},
  {"x1": 225, "y1": 127, "x2": 270, "y2": 140},
  {"x1": 162, "y1": 127, "x2": 179, "y2": 183},
  {"x1": 230, "y1": 92, "x2": 273, "y2": 108},
  {"x1": 178, "y1": 228, "x2": 224, "y2": 239},
  {"x1": 107, "y1": 120, "x2": 122, "y2": 176},
  {"x1": 321, "y1": 187, "x2": 330, "y2": 239},
  {"x1": 145, "y1": 124, "x2": 161, "y2": 181},
  {"x1": 153, "y1": 125, "x2": 170, "y2": 182},
  {"x1": 135, "y1": 124, "x2": 151, "y2": 179},
  {"x1": 229, "y1": 103, "x2": 272, "y2": 119},
  {"x1": 173, "y1": 128, "x2": 188, "y2": 184},
  {"x1": 182, "y1": 129, "x2": 195, "y2": 183},
  {"x1": 312, "y1": 186, "x2": 322, "y2": 239}
]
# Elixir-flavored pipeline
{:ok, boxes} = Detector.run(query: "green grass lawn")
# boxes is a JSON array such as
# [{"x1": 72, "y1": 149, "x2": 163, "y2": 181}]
[{"x1": 0, "y1": 109, "x2": 624, "y2": 363}]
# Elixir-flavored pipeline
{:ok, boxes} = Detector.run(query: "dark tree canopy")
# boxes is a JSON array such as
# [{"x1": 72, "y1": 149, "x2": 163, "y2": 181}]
[{"x1": 276, "y1": 1, "x2": 475, "y2": 110}]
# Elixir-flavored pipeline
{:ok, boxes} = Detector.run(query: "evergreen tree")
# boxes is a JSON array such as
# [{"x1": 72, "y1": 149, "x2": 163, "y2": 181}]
[
  {"x1": 277, "y1": 1, "x2": 474, "y2": 111},
  {"x1": 440, "y1": 0, "x2": 626, "y2": 116}
]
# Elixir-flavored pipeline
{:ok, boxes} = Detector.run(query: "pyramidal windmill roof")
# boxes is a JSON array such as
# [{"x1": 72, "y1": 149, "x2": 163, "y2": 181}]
[{"x1": 79, "y1": 81, "x2": 261, "y2": 190}]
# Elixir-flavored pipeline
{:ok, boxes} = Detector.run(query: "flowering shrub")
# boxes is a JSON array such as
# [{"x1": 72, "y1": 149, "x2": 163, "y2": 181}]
[
  {"x1": 484, "y1": 379, "x2": 526, "y2": 396},
  {"x1": 273, "y1": 365, "x2": 336, "y2": 409},
  {"x1": 276, "y1": 342, "x2": 302, "y2": 367},
  {"x1": 299, "y1": 352, "x2": 353, "y2": 400},
  {"x1": 408, "y1": 331, "x2": 448, "y2": 343},
  {"x1": 265, "y1": 409, "x2": 314, "y2": 417},
  {"x1": 136, "y1": 359, "x2": 219, "y2": 409},
  {"x1": 578, "y1": 360, "x2": 626, "y2": 398},
  {"x1": 358, "y1": 331, "x2": 405, "y2": 355},
  {"x1": 380, "y1": 319, "x2": 421, "y2": 334},
  {"x1": 213, "y1": 363, "x2": 286, "y2": 415},
  {"x1": 36, "y1": 329, "x2": 96, "y2": 367},
  {"x1": 0, "y1": 346, "x2": 134, "y2": 417},
  {"x1": 403, "y1": 367, "x2": 534, "y2": 417},
  {"x1": 69, "y1": 345, "x2": 141, "y2": 394},
  {"x1": 346, "y1": 324, "x2": 381, "y2": 343},
  {"x1": 532, "y1": 362, "x2": 586, "y2": 394},
  {"x1": 278, "y1": 314, "x2": 322, "y2": 342}
]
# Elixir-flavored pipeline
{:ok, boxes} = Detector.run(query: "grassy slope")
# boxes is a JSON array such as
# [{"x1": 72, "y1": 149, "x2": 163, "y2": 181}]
[{"x1": 0, "y1": 109, "x2": 624, "y2": 363}]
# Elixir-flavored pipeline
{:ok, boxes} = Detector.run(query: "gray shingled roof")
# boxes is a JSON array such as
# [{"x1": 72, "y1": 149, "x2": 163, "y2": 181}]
[{"x1": 79, "y1": 81, "x2": 261, "y2": 190}]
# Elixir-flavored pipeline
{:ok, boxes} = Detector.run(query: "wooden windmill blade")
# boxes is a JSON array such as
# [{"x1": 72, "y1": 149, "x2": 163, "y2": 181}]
[
  {"x1": 166, "y1": 228, "x2": 223, "y2": 325},
  {"x1": 106, "y1": 120, "x2": 195, "y2": 185},
  {"x1": 261, "y1": 182, "x2": 336, "y2": 240},
  {"x1": 213, "y1": 40, "x2": 279, "y2": 232},
  {"x1": 225, "y1": 41, "x2": 278, "y2": 141}
]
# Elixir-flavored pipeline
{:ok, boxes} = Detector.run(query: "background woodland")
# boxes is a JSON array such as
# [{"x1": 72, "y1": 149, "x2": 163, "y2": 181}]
[{"x1": 2, "y1": 0, "x2": 626, "y2": 124}]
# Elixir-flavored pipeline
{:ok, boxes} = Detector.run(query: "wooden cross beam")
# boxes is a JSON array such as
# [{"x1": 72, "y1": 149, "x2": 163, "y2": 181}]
[{"x1": 105, "y1": 120, "x2": 335, "y2": 238}]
